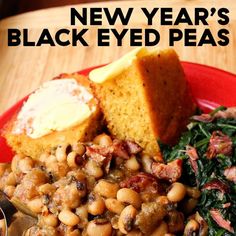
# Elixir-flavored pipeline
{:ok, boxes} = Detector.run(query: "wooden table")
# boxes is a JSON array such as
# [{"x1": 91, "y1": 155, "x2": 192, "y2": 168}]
[{"x1": 0, "y1": 0, "x2": 236, "y2": 114}]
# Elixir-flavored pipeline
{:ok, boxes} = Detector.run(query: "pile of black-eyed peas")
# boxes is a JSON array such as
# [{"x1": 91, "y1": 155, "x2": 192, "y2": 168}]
[{"x1": 0, "y1": 133, "x2": 205, "y2": 236}]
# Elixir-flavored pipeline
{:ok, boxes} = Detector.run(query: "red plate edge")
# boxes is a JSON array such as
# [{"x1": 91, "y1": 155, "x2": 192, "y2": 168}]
[{"x1": 0, "y1": 62, "x2": 236, "y2": 163}]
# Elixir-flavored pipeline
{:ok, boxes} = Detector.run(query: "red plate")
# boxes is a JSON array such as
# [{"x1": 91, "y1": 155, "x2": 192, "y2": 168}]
[{"x1": 0, "y1": 62, "x2": 236, "y2": 163}]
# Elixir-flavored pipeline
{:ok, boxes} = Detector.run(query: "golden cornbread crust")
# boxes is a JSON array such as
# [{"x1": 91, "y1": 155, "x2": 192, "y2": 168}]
[
  {"x1": 90, "y1": 49, "x2": 196, "y2": 156},
  {"x1": 3, "y1": 73, "x2": 103, "y2": 159}
]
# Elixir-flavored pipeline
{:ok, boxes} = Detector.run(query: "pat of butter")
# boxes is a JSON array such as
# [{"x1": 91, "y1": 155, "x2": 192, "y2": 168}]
[
  {"x1": 14, "y1": 79, "x2": 94, "y2": 139},
  {"x1": 89, "y1": 47, "x2": 159, "y2": 83}
]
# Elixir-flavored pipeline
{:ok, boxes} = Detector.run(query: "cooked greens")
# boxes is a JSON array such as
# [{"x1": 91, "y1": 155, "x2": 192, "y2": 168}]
[{"x1": 161, "y1": 107, "x2": 236, "y2": 236}]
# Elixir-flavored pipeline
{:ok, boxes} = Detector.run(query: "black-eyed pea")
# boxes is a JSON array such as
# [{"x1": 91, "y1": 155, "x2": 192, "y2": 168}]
[
  {"x1": 43, "y1": 214, "x2": 58, "y2": 227},
  {"x1": 56, "y1": 144, "x2": 70, "y2": 162},
  {"x1": 87, "y1": 219, "x2": 112, "y2": 236},
  {"x1": 111, "y1": 215, "x2": 119, "y2": 230},
  {"x1": 18, "y1": 157, "x2": 34, "y2": 173},
  {"x1": 117, "y1": 188, "x2": 141, "y2": 209},
  {"x1": 85, "y1": 160, "x2": 103, "y2": 179},
  {"x1": 76, "y1": 205, "x2": 88, "y2": 227},
  {"x1": 39, "y1": 152, "x2": 50, "y2": 163},
  {"x1": 105, "y1": 198, "x2": 125, "y2": 214},
  {"x1": 94, "y1": 180, "x2": 119, "y2": 198},
  {"x1": 150, "y1": 221, "x2": 168, "y2": 236},
  {"x1": 125, "y1": 156, "x2": 140, "y2": 171},
  {"x1": 46, "y1": 155, "x2": 57, "y2": 165},
  {"x1": 47, "y1": 162, "x2": 69, "y2": 178},
  {"x1": 6, "y1": 172, "x2": 16, "y2": 186},
  {"x1": 141, "y1": 154, "x2": 153, "y2": 174},
  {"x1": 4, "y1": 185, "x2": 15, "y2": 198},
  {"x1": 27, "y1": 197, "x2": 44, "y2": 213},
  {"x1": 167, "y1": 182, "x2": 186, "y2": 202},
  {"x1": 182, "y1": 198, "x2": 198, "y2": 215},
  {"x1": 184, "y1": 219, "x2": 199, "y2": 236},
  {"x1": 64, "y1": 184, "x2": 81, "y2": 209},
  {"x1": 11, "y1": 154, "x2": 24, "y2": 173},
  {"x1": 88, "y1": 193, "x2": 105, "y2": 215},
  {"x1": 58, "y1": 209, "x2": 80, "y2": 226},
  {"x1": 186, "y1": 186, "x2": 201, "y2": 199},
  {"x1": 38, "y1": 183, "x2": 56, "y2": 196},
  {"x1": 67, "y1": 169, "x2": 86, "y2": 179},
  {"x1": 118, "y1": 205, "x2": 137, "y2": 234},
  {"x1": 93, "y1": 133, "x2": 113, "y2": 147},
  {"x1": 72, "y1": 143, "x2": 86, "y2": 156},
  {"x1": 67, "y1": 151, "x2": 79, "y2": 168},
  {"x1": 76, "y1": 205, "x2": 88, "y2": 218}
]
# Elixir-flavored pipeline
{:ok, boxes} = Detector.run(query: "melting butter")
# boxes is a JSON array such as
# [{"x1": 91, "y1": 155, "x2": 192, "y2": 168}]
[
  {"x1": 89, "y1": 47, "x2": 159, "y2": 83},
  {"x1": 14, "y1": 79, "x2": 94, "y2": 139}
]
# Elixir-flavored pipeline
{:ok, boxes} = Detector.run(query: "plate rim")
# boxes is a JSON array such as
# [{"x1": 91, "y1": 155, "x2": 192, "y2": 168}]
[
  {"x1": 1, "y1": 61, "x2": 235, "y2": 123},
  {"x1": 0, "y1": 61, "x2": 236, "y2": 162}
]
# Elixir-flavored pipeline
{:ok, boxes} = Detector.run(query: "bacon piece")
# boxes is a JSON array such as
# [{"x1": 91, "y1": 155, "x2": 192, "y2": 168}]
[
  {"x1": 152, "y1": 159, "x2": 182, "y2": 183},
  {"x1": 120, "y1": 172, "x2": 159, "y2": 193},
  {"x1": 223, "y1": 203, "x2": 231, "y2": 208},
  {"x1": 186, "y1": 145, "x2": 199, "y2": 174},
  {"x1": 192, "y1": 114, "x2": 214, "y2": 123},
  {"x1": 86, "y1": 145, "x2": 111, "y2": 163},
  {"x1": 192, "y1": 107, "x2": 236, "y2": 123},
  {"x1": 125, "y1": 140, "x2": 142, "y2": 155},
  {"x1": 210, "y1": 209, "x2": 234, "y2": 233},
  {"x1": 224, "y1": 166, "x2": 236, "y2": 183},
  {"x1": 86, "y1": 139, "x2": 135, "y2": 162},
  {"x1": 85, "y1": 145, "x2": 112, "y2": 173},
  {"x1": 86, "y1": 139, "x2": 141, "y2": 172},
  {"x1": 111, "y1": 139, "x2": 130, "y2": 159},
  {"x1": 186, "y1": 145, "x2": 199, "y2": 160},
  {"x1": 206, "y1": 131, "x2": 232, "y2": 159},
  {"x1": 202, "y1": 179, "x2": 229, "y2": 194},
  {"x1": 214, "y1": 107, "x2": 236, "y2": 119},
  {"x1": 189, "y1": 159, "x2": 198, "y2": 175},
  {"x1": 111, "y1": 139, "x2": 142, "y2": 158},
  {"x1": 103, "y1": 155, "x2": 112, "y2": 174}
]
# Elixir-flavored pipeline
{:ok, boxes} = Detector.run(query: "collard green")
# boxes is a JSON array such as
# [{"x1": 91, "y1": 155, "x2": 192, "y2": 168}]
[{"x1": 161, "y1": 107, "x2": 236, "y2": 236}]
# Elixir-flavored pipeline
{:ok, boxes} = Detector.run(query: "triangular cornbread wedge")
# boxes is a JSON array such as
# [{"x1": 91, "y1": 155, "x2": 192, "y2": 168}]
[{"x1": 89, "y1": 47, "x2": 196, "y2": 157}]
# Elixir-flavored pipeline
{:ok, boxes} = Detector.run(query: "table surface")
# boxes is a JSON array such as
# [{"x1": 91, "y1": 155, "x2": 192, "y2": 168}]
[{"x1": 0, "y1": 0, "x2": 236, "y2": 114}]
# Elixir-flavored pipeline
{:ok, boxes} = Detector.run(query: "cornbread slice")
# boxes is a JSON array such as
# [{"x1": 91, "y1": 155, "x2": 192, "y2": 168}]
[
  {"x1": 89, "y1": 47, "x2": 196, "y2": 157},
  {"x1": 3, "y1": 73, "x2": 103, "y2": 159}
]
